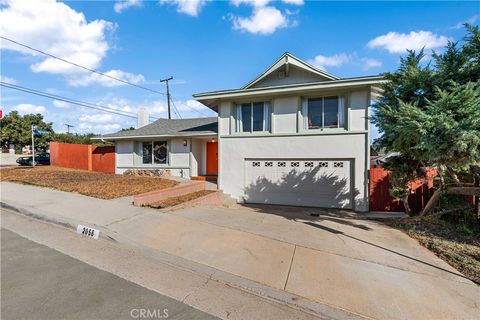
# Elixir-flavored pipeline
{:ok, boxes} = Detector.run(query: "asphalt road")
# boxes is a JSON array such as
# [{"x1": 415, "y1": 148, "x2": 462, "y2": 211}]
[{"x1": 1, "y1": 229, "x2": 218, "y2": 320}]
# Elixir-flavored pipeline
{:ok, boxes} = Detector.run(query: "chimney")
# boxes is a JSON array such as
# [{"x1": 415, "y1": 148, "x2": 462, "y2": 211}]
[{"x1": 137, "y1": 108, "x2": 149, "y2": 128}]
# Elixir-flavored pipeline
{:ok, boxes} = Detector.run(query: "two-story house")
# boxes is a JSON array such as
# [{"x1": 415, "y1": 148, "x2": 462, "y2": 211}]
[{"x1": 97, "y1": 53, "x2": 384, "y2": 212}]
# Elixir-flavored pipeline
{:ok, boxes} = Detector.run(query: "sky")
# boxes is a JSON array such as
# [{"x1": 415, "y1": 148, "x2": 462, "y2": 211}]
[{"x1": 0, "y1": 0, "x2": 478, "y2": 135}]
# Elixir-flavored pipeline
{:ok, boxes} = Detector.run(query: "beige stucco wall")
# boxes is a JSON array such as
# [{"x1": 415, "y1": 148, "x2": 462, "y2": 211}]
[
  {"x1": 115, "y1": 138, "x2": 191, "y2": 178},
  {"x1": 217, "y1": 89, "x2": 371, "y2": 211},
  {"x1": 219, "y1": 133, "x2": 369, "y2": 211}
]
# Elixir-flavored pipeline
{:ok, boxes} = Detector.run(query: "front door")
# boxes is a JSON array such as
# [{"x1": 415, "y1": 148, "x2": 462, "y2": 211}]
[{"x1": 206, "y1": 141, "x2": 218, "y2": 175}]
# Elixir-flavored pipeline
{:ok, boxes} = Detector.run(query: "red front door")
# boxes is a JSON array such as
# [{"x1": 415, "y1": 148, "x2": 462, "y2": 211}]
[{"x1": 206, "y1": 141, "x2": 218, "y2": 175}]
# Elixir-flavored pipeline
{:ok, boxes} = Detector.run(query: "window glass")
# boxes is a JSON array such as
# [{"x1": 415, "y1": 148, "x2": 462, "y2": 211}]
[
  {"x1": 252, "y1": 102, "x2": 264, "y2": 131},
  {"x1": 142, "y1": 142, "x2": 152, "y2": 164},
  {"x1": 323, "y1": 96, "x2": 339, "y2": 128},
  {"x1": 307, "y1": 98, "x2": 322, "y2": 129},
  {"x1": 153, "y1": 141, "x2": 167, "y2": 164},
  {"x1": 241, "y1": 103, "x2": 251, "y2": 132}
]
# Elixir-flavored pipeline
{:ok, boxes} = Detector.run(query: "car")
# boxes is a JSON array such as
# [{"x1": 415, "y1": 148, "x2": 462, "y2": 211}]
[{"x1": 16, "y1": 153, "x2": 50, "y2": 166}]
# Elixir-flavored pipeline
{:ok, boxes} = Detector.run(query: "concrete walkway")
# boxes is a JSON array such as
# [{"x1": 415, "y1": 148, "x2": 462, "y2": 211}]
[{"x1": 1, "y1": 182, "x2": 479, "y2": 320}]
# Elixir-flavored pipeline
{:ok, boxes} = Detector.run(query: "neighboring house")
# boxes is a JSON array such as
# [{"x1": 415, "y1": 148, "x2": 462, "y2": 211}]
[{"x1": 96, "y1": 53, "x2": 385, "y2": 212}]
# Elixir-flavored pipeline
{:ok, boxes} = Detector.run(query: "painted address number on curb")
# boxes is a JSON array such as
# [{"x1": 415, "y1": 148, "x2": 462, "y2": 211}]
[{"x1": 76, "y1": 225, "x2": 100, "y2": 239}]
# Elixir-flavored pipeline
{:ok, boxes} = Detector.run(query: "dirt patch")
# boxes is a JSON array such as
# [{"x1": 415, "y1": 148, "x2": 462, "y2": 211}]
[
  {"x1": 147, "y1": 190, "x2": 216, "y2": 209},
  {"x1": 0, "y1": 166, "x2": 177, "y2": 199},
  {"x1": 383, "y1": 215, "x2": 480, "y2": 284}
]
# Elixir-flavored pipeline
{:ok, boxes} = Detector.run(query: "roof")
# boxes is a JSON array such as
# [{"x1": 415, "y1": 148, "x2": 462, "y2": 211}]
[
  {"x1": 242, "y1": 52, "x2": 339, "y2": 89},
  {"x1": 93, "y1": 117, "x2": 218, "y2": 140},
  {"x1": 194, "y1": 75, "x2": 386, "y2": 111}
]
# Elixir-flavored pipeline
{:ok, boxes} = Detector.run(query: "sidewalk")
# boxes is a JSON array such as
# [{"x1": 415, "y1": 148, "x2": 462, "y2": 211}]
[{"x1": 1, "y1": 182, "x2": 479, "y2": 320}]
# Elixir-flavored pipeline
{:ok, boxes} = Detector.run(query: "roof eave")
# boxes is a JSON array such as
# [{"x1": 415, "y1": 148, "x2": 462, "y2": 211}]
[
  {"x1": 91, "y1": 132, "x2": 218, "y2": 141},
  {"x1": 194, "y1": 76, "x2": 386, "y2": 101},
  {"x1": 241, "y1": 53, "x2": 339, "y2": 89}
]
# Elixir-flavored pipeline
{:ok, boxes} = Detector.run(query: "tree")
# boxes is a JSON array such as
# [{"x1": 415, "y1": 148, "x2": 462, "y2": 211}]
[
  {"x1": 0, "y1": 111, "x2": 54, "y2": 151},
  {"x1": 373, "y1": 24, "x2": 480, "y2": 215}
]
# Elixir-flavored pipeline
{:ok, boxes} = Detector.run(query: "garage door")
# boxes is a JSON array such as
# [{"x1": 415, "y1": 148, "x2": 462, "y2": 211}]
[{"x1": 244, "y1": 159, "x2": 352, "y2": 209}]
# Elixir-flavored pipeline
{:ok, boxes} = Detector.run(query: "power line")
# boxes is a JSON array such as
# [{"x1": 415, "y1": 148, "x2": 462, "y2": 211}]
[
  {"x1": 170, "y1": 94, "x2": 210, "y2": 117},
  {"x1": 0, "y1": 35, "x2": 166, "y2": 96},
  {"x1": 1, "y1": 81, "x2": 140, "y2": 119},
  {"x1": 170, "y1": 99, "x2": 182, "y2": 119}
]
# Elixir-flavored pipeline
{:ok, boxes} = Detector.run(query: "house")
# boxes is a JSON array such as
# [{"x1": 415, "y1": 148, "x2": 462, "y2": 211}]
[{"x1": 96, "y1": 53, "x2": 385, "y2": 212}]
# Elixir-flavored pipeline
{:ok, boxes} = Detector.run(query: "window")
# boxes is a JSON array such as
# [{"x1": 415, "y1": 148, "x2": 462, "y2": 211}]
[
  {"x1": 305, "y1": 161, "x2": 314, "y2": 167},
  {"x1": 236, "y1": 102, "x2": 270, "y2": 133},
  {"x1": 319, "y1": 161, "x2": 328, "y2": 168},
  {"x1": 265, "y1": 161, "x2": 273, "y2": 167},
  {"x1": 278, "y1": 161, "x2": 286, "y2": 167},
  {"x1": 305, "y1": 96, "x2": 344, "y2": 130},
  {"x1": 252, "y1": 161, "x2": 260, "y2": 167},
  {"x1": 142, "y1": 141, "x2": 168, "y2": 164},
  {"x1": 291, "y1": 161, "x2": 299, "y2": 167}
]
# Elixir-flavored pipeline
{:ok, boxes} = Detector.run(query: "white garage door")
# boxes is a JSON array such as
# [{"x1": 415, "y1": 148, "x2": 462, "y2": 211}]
[{"x1": 244, "y1": 159, "x2": 352, "y2": 209}]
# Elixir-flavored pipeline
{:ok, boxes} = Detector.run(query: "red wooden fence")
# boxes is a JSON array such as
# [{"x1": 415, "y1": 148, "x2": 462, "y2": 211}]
[
  {"x1": 369, "y1": 166, "x2": 436, "y2": 213},
  {"x1": 50, "y1": 142, "x2": 115, "y2": 173}
]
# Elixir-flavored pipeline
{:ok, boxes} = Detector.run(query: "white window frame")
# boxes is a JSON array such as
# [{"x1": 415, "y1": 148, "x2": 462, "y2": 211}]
[
  {"x1": 235, "y1": 101, "x2": 271, "y2": 133},
  {"x1": 141, "y1": 140, "x2": 169, "y2": 165},
  {"x1": 303, "y1": 96, "x2": 345, "y2": 130}
]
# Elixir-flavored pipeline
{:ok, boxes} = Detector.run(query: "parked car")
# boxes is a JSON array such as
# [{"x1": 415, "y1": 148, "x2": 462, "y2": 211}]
[{"x1": 16, "y1": 153, "x2": 50, "y2": 166}]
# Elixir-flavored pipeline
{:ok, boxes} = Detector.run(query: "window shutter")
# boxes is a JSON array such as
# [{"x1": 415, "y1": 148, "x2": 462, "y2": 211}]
[
  {"x1": 236, "y1": 104, "x2": 242, "y2": 132},
  {"x1": 338, "y1": 96, "x2": 345, "y2": 128}
]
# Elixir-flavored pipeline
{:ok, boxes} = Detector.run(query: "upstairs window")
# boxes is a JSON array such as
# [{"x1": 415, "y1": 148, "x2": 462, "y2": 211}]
[
  {"x1": 305, "y1": 96, "x2": 344, "y2": 130},
  {"x1": 142, "y1": 141, "x2": 168, "y2": 164},
  {"x1": 236, "y1": 102, "x2": 271, "y2": 133}
]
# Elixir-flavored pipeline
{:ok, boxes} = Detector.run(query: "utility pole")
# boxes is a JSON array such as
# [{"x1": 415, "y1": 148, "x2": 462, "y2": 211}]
[
  {"x1": 160, "y1": 76, "x2": 173, "y2": 119},
  {"x1": 64, "y1": 123, "x2": 74, "y2": 134}
]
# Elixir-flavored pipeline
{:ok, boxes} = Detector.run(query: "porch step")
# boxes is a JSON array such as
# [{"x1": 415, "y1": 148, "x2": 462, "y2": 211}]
[{"x1": 191, "y1": 175, "x2": 218, "y2": 182}]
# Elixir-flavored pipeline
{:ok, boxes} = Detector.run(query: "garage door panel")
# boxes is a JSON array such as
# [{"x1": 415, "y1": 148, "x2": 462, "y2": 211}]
[{"x1": 244, "y1": 159, "x2": 352, "y2": 209}]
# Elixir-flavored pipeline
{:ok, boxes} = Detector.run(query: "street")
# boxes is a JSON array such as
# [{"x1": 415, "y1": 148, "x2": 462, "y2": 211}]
[{"x1": 1, "y1": 228, "x2": 217, "y2": 320}]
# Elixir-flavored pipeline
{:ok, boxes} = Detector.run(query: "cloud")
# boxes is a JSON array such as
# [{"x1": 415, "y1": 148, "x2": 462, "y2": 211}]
[
  {"x1": 307, "y1": 53, "x2": 352, "y2": 70},
  {"x1": 0, "y1": 75, "x2": 17, "y2": 84},
  {"x1": 159, "y1": 0, "x2": 210, "y2": 17},
  {"x1": 52, "y1": 100, "x2": 72, "y2": 109},
  {"x1": 451, "y1": 15, "x2": 479, "y2": 30},
  {"x1": 68, "y1": 70, "x2": 145, "y2": 87},
  {"x1": 0, "y1": 0, "x2": 141, "y2": 87},
  {"x1": 231, "y1": 0, "x2": 271, "y2": 7},
  {"x1": 231, "y1": 6, "x2": 288, "y2": 35},
  {"x1": 307, "y1": 53, "x2": 382, "y2": 71},
  {"x1": 360, "y1": 57, "x2": 382, "y2": 70},
  {"x1": 11, "y1": 103, "x2": 46, "y2": 115},
  {"x1": 114, "y1": 0, "x2": 143, "y2": 13},
  {"x1": 281, "y1": 0, "x2": 304, "y2": 5},
  {"x1": 367, "y1": 30, "x2": 450, "y2": 53},
  {"x1": 79, "y1": 113, "x2": 115, "y2": 123}
]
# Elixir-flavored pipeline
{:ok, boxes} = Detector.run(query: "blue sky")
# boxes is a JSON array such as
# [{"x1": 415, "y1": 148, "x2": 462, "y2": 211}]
[{"x1": 0, "y1": 0, "x2": 478, "y2": 135}]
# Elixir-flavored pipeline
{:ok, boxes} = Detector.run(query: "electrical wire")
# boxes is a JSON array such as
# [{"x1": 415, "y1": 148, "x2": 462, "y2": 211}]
[
  {"x1": 2, "y1": 81, "x2": 142, "y2": 119},
  {"x1": 0, "y1": 35, "x2": 166, "y2": 96}
]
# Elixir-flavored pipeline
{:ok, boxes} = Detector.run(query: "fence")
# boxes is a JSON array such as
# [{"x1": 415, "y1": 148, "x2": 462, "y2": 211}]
[
  {"x1": 369, "y1": 166, "x2": 436, "y2": 213},
  {"x1": 49, "y1": 142, "x2": 115, "y2": 173}
]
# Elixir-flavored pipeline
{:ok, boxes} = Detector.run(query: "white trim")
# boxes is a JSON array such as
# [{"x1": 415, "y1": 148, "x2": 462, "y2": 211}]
[
  {"x1": 242, "y1": 53, "x2": 339, "y2": 89},
  {"x1": 194, "y1": 77, "x2": 386, "y2": 102}
]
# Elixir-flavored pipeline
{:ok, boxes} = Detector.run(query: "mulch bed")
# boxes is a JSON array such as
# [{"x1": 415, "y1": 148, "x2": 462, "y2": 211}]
[
  {"x1": 0, "y1": 166, "x2": 177, "y2": 199},
  {"x1": 147, "y1": 190, "x2": 216, "y2": 209},
  {"x1": 382, "y1": 215, "x2": 480, "y2": 284}
]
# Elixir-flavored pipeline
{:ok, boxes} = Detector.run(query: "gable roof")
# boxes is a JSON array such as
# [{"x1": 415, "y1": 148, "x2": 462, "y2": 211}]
[
  {"x1": 242, "y1": 52, "x2": 339, "y2": 89},
  {"x1": 92, "y1": 117, "x2": 218, "y2": 140}
]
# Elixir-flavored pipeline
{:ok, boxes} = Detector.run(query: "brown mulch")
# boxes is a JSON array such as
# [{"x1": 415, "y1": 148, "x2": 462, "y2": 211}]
[
  {"x1": 148, "y1": 190, "x2": 216, "y2": 209},
  {"x1": 0, "y1": 166, "x2": 177, "y2": 199},
  {"x1": 383, "y1": 215, "x2": 480, "y2": 284}
]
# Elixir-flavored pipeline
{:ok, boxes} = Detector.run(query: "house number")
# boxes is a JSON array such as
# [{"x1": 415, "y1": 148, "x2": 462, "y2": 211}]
[{"x1": 76, "y1": 224, "x2": 100, "y2": 239}]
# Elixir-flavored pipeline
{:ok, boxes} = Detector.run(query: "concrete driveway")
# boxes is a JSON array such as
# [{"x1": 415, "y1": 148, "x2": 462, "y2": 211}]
[
  {"x1": 110, "y1": 205, "x2": 479, "y2": 319},
  {"x1": 1, "y1": 182, "x2": 478, "y2": 319}
]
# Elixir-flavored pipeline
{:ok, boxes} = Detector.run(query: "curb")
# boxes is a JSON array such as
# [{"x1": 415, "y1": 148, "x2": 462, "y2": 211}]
[{"x1": 0, "y1": 200, "x2": 367, "y2": 320}]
